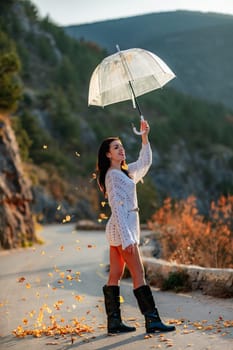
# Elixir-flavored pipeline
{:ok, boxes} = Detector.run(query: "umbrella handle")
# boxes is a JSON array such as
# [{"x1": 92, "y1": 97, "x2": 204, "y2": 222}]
[{"x1": 132, "y1": 115, "x2": 146, "y2": 135}]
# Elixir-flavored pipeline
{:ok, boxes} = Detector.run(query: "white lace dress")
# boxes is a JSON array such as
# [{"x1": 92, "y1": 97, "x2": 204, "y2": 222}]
[{"x1": 105, "y1": 142, "x2": 152, "y2": 249}]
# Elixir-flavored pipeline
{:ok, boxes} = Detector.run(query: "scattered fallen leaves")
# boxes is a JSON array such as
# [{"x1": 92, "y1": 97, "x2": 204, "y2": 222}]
[
  {"x1": 13, "y1": 318, "x2": 93, "y2": 338},
  {"x1": 74, "y1": 295, "x2": 84, "y2": 302},
  {"x1": 144, "y1": 334, "x2": 153, "y2": 339},
  {"x1": 13, "y1": 301, "x2": 93, "y2": 340},
  {"x1": 11, "y1": 246, "x2": 233, "y2": 347},
  {"x1": 168, "y1": 317, "x2": 233, "y2": 336},
  {"x1": 224, "y1": 320, "x2": 233, "y2": 327}
]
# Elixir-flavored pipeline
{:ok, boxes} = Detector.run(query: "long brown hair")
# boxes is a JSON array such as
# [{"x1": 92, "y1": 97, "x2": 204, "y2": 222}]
[{"x1": 97, "y1": 137, "x2": 130, "y2": 196}]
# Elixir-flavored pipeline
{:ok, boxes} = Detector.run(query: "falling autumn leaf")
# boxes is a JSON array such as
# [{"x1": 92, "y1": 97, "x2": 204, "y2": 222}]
[
  {"x1": 17, "y1": 277, "x2": 26, "y2": 283},
  {"x1": 62, "y1": 215, "x2": 72, "y2": 223},
  {"x1": 119, "y1": 296, "x2": 124, "y2": 303},
  {"x1": 22, "y1": 318, "x2": 28, "y2": 325},
  {"x1": 37, "y1": 308, "x2": 44, "y2": 324},
  {"x1": 66, "y1": 275, "x2": 73, "y2": 281},
  {"x1": 29, "y1": 310, "x2": 36, "y2": 318},
  {"x1": 53, "y1": 300, "x2": 64, "y2": 310},
  {"x1": 99, "y1": 213, "x2": 108, "y2": 220}
]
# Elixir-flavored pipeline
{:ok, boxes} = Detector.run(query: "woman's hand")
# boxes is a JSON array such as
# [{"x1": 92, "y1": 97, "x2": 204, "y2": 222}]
[{"x1": 140, "y1": 119, "x2": 150, "y2": 144}]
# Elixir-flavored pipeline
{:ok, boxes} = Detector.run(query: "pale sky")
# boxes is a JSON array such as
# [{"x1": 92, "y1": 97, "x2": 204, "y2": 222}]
[{"x1": 32, "y1": 0, "x2": 233, "y2": 26}]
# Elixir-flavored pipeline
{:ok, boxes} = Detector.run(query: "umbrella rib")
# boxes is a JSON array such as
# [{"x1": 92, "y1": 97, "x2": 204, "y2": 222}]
[{"x1": 116, "y1": 45, "x2": 142, "y2": 115}]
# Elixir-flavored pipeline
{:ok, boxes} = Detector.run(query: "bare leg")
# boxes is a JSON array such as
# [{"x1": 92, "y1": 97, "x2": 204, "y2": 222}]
[
  {"x1": 107, "y1": 246, "x2": 125, "y2": 286},
  {"x1": 104, "y1": 246, "x2": 136, "y2": 333},
  {"x1": 117, "y1": 244, "x2": 146, "y2": 289}
]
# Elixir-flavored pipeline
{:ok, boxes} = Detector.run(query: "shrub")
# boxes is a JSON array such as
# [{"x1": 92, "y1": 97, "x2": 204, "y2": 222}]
[
  {"x1": 148, "y1": 195, "x2": 233, "y2": 268},
  {"x1": 162, "y1": 270, "x2": 191, "y2": 293}
]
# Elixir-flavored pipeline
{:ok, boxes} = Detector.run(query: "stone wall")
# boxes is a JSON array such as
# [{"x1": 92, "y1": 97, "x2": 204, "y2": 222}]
[{"x1": 142, "y1": 246, "x2": 233, "y2": 298}]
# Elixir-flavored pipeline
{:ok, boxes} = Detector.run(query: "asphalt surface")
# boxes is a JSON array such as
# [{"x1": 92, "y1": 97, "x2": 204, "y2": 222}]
[{"x1": 0, "y1": 223, "x2": 232, "y2": 350}]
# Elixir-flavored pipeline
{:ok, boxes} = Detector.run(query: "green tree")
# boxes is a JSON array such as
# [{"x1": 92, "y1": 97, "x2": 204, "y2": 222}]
[{"x1": 0, "y1": 34, "x2": 22, "y2": 112}]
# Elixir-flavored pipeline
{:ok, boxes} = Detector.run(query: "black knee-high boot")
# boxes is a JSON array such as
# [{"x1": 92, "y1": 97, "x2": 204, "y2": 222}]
[
  {"x1": 133, "y1": 285, "x2": 175, "y2": 333},
  {"x1": 103, "y1": 285, "x2": 136, "y2": 334}
]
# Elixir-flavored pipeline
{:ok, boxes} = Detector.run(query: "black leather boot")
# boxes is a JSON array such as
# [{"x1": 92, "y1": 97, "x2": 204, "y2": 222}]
[
  {"x1": 103, "y1": 285, "x2": 136, "y2": 334},
  {"x1": 133, "y1": 285, "x2": 175, "y2": 333}
]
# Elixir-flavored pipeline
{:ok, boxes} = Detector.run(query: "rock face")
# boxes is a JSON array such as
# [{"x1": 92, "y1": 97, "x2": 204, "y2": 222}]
[{"x1": 0, "y1": 115, "x2": 36, "y2": 249}]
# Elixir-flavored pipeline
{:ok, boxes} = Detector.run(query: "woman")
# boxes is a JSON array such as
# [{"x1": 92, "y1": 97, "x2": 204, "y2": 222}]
[{"x1": 97, "y1": 119, "x2": 175, "y2": 335}]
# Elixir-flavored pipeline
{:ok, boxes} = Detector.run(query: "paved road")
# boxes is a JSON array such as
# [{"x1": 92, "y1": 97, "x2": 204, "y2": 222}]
[{"x1": 0, "y1": 224, "x2": 232, "y2": 350}]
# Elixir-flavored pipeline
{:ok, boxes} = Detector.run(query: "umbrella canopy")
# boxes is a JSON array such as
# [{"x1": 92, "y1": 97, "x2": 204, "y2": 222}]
[{"x1": 88, "y1": 47, "x2": 176, "y2": 108}]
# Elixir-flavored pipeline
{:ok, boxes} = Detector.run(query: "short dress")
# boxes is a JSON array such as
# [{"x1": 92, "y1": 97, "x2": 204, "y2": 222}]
[{"x1": 105, "y1": 142, "x2": 152, "y2": 249}]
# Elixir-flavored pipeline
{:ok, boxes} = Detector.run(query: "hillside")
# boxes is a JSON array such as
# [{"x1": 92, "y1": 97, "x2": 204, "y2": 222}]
[
  {"x1": 1, "y1": 1, "x2": 233, "y2": 228},
  {"x1": 65, "y1": 11, "x2": 233, "y2": 109}
]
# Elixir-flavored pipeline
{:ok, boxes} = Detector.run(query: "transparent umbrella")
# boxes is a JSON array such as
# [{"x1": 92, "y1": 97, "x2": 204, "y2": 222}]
[{"x1": 88, "y1": 46, "x2": 176, "y2": 134}]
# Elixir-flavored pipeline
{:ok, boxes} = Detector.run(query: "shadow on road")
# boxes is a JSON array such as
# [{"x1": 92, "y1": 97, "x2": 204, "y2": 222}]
[{"x1": 62, "y1": 332, "x2": 146, "y2": 350}]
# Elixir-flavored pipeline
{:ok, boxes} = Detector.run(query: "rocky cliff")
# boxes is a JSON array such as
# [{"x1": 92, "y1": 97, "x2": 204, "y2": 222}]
[{"x1": 0, "y1": 114, "x2": 36, "y2": 249}]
